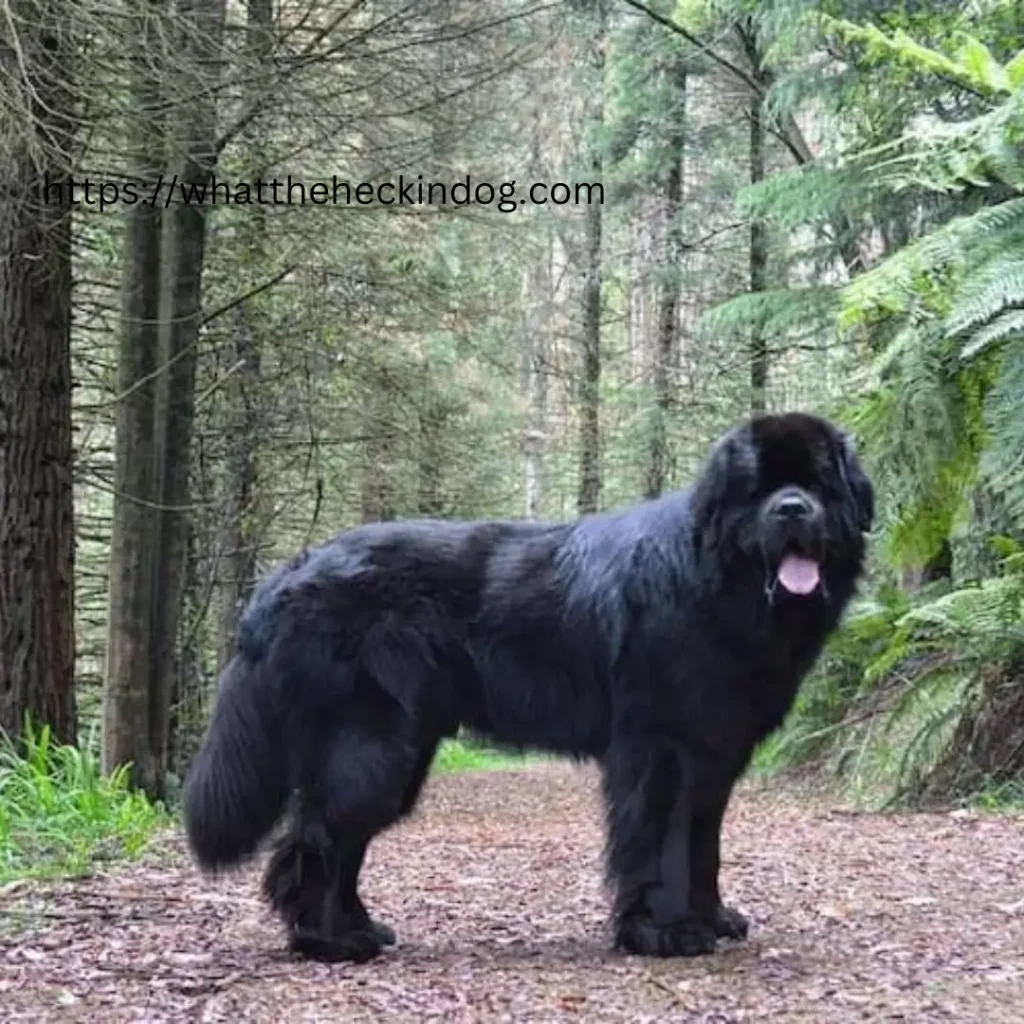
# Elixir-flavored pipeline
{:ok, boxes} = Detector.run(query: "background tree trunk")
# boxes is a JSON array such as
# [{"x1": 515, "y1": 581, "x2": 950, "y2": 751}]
[
  {"x1": 521, "y1": 254, "x2": 549, "y2": 520},
  {"x1": 417, "y1": 400, "x2": 448, "y2": 517},
  {"x1": 748, "y1": 93, "x2": 768, "y2": 415},
  {"x1": 644, "y1": 85, "x2": 686, "y2": 500},
  {"x1": 148, "y1": 0, "x2": 227, "y2": 798},
  {"x1": 361, "y1": 369, "x2": 398, "y2": 523},
  {"x1": 216, "y1": 0, "x2": 273, "y2": 669},
  {"x1": 104, "y1": 0, "x2": 226, "y2": 798},
  {"x1": 521, "y1": 103, "x2": 550, "y2": 520},
  {"x1": 0, "y1": 0, "x2": 77, "y2": 744},
  {"x1": 102, "y1": 0, "x2": 167, "y2": 789},
  {"x1": 577, "y1": 12, "x2": 606, "y2": 516}
]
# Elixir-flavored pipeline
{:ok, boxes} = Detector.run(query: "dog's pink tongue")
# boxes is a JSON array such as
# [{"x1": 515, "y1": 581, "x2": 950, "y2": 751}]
[{"x1": 777, "y1": 555, "x2": 820, "y2": 595}]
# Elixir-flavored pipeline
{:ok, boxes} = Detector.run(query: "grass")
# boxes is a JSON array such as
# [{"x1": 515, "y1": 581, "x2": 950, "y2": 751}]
[
  {"x1": 0, "y1": 721, "x2": 168, "y2": 884},
  {"x1": 0, "y1": 724, "x2": 530, "y2": 886},
  {"x1": 431, "y1": 736, "x2": 533, "y2": 774},
  {"x1": 970, "y1": 779, "x2": 1024, "y2": 811}
]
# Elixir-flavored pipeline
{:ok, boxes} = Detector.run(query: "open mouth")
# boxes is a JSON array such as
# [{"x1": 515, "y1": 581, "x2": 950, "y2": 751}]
[{"x1": 774, "y1": 552, "x2": 821, "y2": 596}]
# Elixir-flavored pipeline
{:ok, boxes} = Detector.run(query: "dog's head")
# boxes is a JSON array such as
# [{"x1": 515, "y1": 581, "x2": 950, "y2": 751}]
[{"x1": 691, "y1": 412, "x2": 874, "y2": 602}]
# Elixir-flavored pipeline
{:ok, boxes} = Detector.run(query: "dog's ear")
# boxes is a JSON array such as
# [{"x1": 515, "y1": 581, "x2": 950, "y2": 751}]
[
  {"x1": 838, "y1": 433, "x2": 874, "y2": 533},
  {"x1": 691, "y1": 428, "x2": 754, "y2": 547}
]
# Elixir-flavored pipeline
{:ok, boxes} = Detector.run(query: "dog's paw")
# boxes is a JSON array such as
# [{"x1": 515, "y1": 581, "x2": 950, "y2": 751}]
[
  {"x1": 709, "y1": 904, "x2": 749, "y2": 941},
  {"x1": 289, "y1": 926, "x2": 383, "y2": 964},
  {"x1": 614, "y1": 912, "x2": 717, "y2": 958}
]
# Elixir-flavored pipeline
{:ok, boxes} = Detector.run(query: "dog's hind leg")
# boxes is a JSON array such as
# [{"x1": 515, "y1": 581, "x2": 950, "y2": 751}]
[
  {"x1": 264, "y1": 735, "x2": 440, "y2": 963},
  {"x1": 333, "y1": 739, "x2": 440, "y2": 946},
  {"x1": 263, "y1": 798, "x2": 384, "y2": 964},
  {"x1": 335, "y1": 837, "x2": 397, "y2": 946}
]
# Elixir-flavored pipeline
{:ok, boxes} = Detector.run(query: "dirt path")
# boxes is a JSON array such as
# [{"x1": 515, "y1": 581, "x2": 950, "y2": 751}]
[{"x1": 2, "y1": 765, "x2": 1022, "y2": 1022}]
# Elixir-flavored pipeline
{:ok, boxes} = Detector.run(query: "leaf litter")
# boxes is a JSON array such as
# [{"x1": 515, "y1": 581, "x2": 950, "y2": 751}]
[{"x1": 1, "y1": 763, "x2": 1021, "y2": 1022}]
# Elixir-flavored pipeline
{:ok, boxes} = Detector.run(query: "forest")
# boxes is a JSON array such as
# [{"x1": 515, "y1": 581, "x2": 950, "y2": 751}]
[{"x1": 1, "y1": 0, "x2": 1023, "y2": 1018}]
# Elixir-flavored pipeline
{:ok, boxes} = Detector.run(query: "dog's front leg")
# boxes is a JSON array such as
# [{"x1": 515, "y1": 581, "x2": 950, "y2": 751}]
[
  {"x1": 689, "y1": 794, "x2": 749, "y2": 941},
  {"x1": 603, "y1": 736, "x2": 717, "y2": 957}
]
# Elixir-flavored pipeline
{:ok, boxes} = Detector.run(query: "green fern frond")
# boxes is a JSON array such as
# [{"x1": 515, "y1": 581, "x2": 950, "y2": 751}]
[
  {"x1": 891, "y1": 694, "x2": 966, "y2": 797},
  {"x1": 894, "y1": 570, "x2": 1024, "y2": 650},
  {"x1": 862, "y1": 623, "x2": 918, "y2": 686},
  {"x1": 819, "y1": 16, "x2": 1018, "y2": 98},
  {"x1": 879, "y1": 665, "x2": 963, "y2": 741},
  {"x1": 840, "y1": 199, "x2": 1024, "y2": 329},
  {"x1": 873, "y1": 323, "x2": 933, "y2": 379},
  {"x1": 945, "y1": 255, "x2": 1024, "y2": 338},
  {"x1": 981, "y1": 338, "x2": 1024, "y2": 516},
  {"x1": 886, "y1": 95, "x2": 1024, "y2": 193},
  {"x1": 960, "y1": 308, "x2": 1024, "y2": 360}
]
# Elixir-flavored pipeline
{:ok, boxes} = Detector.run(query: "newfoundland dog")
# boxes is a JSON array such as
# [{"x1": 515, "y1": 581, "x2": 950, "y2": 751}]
[{"x1": 184, "y1": 411, "x2": 873, "y2": 962}]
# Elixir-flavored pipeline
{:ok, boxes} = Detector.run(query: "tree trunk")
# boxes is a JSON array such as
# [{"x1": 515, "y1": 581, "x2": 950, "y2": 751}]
[
  {"x1": 644, "y1": 85, "x2": 686, "y2": 500},
  {"x1": 147, "y1": 0, "x2": 226, "y2": 797},
  {"x1": 0, "y1": 0, "x2": 77, "y2": 744},
  {"x1": 626, "y1": 206, "x2": 652, "y2": 403},
  {"x1": 361, "y1": 371, "x2": 398, "y2": 523},
  {"x1": 216, "y1": 0, "x2": 273, "y2": 667},
  {"x1": 521, "y1": 103, "x2": 549, "y2": 520},
  {"x1": 578, "y1": 196, "x2": 603, "y2": 515},
  {"x1": 733, "y1": 19, "x2": 865, "y2": 280},
  {"x1": 748, "y1": 94, "x2": 768, "y2": 415},
  {"x1": 417, "y1": 400, "x2": 448, "y2": 517},
  {"x1": 103, "y1": 0, "x2": 167, "y2": 787},
  {"x1": 168, "y1": 520, "x2": 203, "y2": 780},
  {"x1": 577, "y1": 17, "x2": 606, "y2": 516},
  {"x1": 216, "y1": 310, "x2": 263, "y2": 668},
  {"x1": 521, "y1": 256, "x2": 549, "y2": 519},
  {"x1": 414, "y1": 0, "x2": 452, "y2": 522},
  {"x1": 104, "y1": 0, "x2": 226, "y2": 798}
]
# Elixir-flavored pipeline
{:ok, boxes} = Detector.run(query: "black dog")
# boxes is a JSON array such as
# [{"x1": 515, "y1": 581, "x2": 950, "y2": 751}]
[{"x1": 184, "y1": 412, "x2": 873, "y2": 962}]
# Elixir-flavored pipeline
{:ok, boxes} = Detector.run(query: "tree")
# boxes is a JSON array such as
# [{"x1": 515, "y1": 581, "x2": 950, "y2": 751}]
[
  {"x1": 577, "y1": 2, "x2": 609, "y2": 515},
  {"x1": 739, "y1": 20, "x2": 768, "y2": 414},
  {"x1": 149, "y1": 0, "x2": 228, "y2": 794},
  {"x1": 0, "y1": 0, "x2": 78, "y2": 743},
  {"x1": 216, "y1": 0, "x2": 275, "y2": 667},
  {"x1": 103, "y1": 0, "x2": 227, "y2": 797}
]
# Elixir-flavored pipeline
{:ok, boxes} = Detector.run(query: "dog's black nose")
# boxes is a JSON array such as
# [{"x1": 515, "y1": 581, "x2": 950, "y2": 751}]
[{"x1": 771, "y1": 491, "x2": 813, "y2": 519}]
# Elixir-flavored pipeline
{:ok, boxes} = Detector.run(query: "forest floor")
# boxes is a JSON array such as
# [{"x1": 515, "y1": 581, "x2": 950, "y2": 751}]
[{"x1": 1, "y1": 763, "x2": 1023, "y2": 1023}]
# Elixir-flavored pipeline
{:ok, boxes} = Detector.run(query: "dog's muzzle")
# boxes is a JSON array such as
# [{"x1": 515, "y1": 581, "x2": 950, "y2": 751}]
[{"x1": 759, "y1": 487, "x2": 826, "y2": 598}]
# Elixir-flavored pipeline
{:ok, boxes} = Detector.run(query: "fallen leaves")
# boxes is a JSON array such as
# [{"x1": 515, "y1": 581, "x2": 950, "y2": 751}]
[{"x1": 0, "y1": 764, "x2": 1022, "y2": 1022}]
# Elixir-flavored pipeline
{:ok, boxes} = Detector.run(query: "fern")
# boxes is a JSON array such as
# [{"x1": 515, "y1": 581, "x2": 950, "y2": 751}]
[
  {"x1": 880, "y1": 92, "x2": 1024, "y2": 195},
  {"x1": 819, "y1": 17, "x2": 1018, "y2": 98},
  {"x1": 945, "y1": 254, "x2": 1024, "y2": 344},
  {"x1": 897, "y1": 575, "x2": 1024, "y2": 646},
  {"x1": 851, "y1": 322, "x2": 983, "y2": 569},
  {"x1": 736, "y1": 161, "x2": 880, "y2": 228},
  {"x1": 787, "y1": 548, "x2": 1024, "y2": 802},
  {"x1": 981, "y1": 339, "x2": 1024, "y2": 516},
  {"x1": 960, "y1": 308, "x2": 1024, "y2": 360},
  {"x1": 839, "y1": 200, "x2": 1024, "y2": 330}
]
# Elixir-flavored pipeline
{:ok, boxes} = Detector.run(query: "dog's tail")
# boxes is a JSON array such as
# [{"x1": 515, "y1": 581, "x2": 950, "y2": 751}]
[{"x1": 183, "y1": 652, "x2": 291, "y2": 871}]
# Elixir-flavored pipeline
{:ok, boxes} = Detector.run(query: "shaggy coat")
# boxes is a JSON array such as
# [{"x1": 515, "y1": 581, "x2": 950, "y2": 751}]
[{"x1": 184, "y1": 412, "x2": 874, "y2": 961}]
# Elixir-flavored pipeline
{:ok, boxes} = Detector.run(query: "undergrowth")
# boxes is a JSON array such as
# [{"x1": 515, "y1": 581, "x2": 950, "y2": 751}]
[
  {"x1": 0, "y1": 721, "x2": 168, "y2": 884},
  {"x1": 432, "y1": 735, "x2": 532, "y2": 774},
  {"x1": 758, "y1": 541, "x2": 1024, "y2": 808},
  {"x1": 0, "y1": 721, "x2": 530, "y2": 885}
]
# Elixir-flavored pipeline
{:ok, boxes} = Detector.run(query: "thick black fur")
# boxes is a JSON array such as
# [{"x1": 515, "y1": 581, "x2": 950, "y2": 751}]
[{"x1": 184, "y1": 412, "x2": 873, "y2": 962}]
